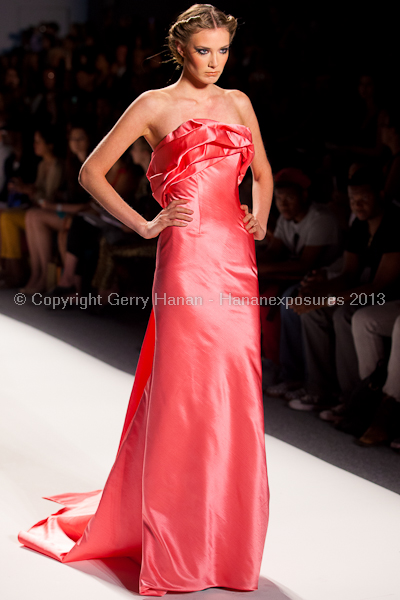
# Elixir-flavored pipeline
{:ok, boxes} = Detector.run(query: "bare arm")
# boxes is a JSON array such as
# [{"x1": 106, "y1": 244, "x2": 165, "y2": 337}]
[
  {"x1": 79, "y1": 91, "x2": 193, "y2": 239},
  {"x1": 235, "y1": 92, "x2": 274, "y2": 240}
]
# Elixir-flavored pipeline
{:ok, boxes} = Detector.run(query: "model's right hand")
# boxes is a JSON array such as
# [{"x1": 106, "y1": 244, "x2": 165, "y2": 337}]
[{"x1": 141, "y1": 199, "x2": 194, "y2": 239}]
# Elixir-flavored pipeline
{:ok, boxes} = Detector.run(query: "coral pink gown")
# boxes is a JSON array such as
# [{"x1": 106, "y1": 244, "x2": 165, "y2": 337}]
[{"x1": 18, "y1": 119, "x2": 270, "y2": 596}]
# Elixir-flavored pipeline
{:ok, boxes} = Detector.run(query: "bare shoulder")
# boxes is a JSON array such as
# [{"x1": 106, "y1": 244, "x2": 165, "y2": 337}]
[
  {"x1": 224, "y1": 89, "x2": 255, "y2": 120},
  {"x1": 224, "y1": 89, "x2": 269, "y2": 171},
  {"x1": 124, "y1": 88, "x2": 172, "y2": 131}
]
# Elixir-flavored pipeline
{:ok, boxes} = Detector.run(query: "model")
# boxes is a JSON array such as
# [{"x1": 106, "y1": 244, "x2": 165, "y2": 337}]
[{"x1": 18, "y1": 4, "x2": 274, "y2": 596}]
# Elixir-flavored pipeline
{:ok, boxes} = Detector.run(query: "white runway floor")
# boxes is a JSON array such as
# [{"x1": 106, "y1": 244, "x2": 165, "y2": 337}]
[{"x1": 1, "y1": 313, "x2": 400, "y2": 600}]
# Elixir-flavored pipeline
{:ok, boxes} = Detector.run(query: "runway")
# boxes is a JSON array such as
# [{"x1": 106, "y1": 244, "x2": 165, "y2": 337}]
[{"x1": 1, "y1": 312, "x2": 399, "y2": 600}]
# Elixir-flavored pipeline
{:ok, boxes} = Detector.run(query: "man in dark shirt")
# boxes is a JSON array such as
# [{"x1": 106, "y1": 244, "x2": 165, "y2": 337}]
[
  {"x1": 287, "y1": 167, "x2": 400, "y2": 411},
  {"x1": 345, "y1": 203, "x2": 400, "y2": 301}
]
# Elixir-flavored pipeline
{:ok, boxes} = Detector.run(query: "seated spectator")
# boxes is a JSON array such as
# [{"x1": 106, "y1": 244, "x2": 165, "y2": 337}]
[
  {"x1": 91, "y1": 137, "x2": 159, "y2": 305},
  {"x1": 257, "y1": 167, "x2": 342, "y2": 382},
  {"x1": 288, "y1": 167, "x2": 400, "y2": 413},
  {"x1": 48, "y1": 144, "x2": 142, "y2": 301},
  {"x1": 0, "y1": 126, "x2": 63, "y2": 288},
  {"x1": 22, "y1": 124, "x2": 93, "y2": 294},
  {"x1": 0, "y1": 126, "x2": 38, "y2": 207},
  {"x1": 267, "y1": 163, "x2": 364, "y2": 398},
  {"x1": 350, "y1": 300, "x2": 400, "y2": 449}
]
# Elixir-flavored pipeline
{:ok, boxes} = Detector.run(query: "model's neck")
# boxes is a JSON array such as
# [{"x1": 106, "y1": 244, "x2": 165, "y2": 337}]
[{"x1": 175, "y1": 70, "x2": 215, "y2": 100}]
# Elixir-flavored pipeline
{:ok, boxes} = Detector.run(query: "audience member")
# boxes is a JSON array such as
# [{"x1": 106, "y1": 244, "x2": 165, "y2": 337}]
[
  {"x1": 91, "y1": 137, "x2": 159, "y2": 305},
  {"x1": 257, "y1": 167, "x2": 342, "y2": 381},
  {"x1": 0, "y1": 126, "x2": 63, "y2": 287},
  {"x1": 350, "y1": 300, "x2": 400, "y2": 449},
  {"x1": 287, "y1": 168, "x2": 400, "y2": 413}
]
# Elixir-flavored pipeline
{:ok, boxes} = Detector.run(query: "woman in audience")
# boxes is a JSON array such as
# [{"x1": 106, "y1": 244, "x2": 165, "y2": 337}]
[
  {"x1": 91, "y1": 137, "x2": 159, "y2": 305},
  {"x1": 21, "y1": 124, "x2": 92, "y2": 294},
  {"x1": 0, "y1": 126, "x2": 64, "y2": 288},
  {"x1": 48, "y1": 147, "x2": 137, "y2": 300}
]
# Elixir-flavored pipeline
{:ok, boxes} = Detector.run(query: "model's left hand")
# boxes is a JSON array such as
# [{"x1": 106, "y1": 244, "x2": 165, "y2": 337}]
[{"x1": 240, "y1": 205, "x2": 266, "y2": 240}]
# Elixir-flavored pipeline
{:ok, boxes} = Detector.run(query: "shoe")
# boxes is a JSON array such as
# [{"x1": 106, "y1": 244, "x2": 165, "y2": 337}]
[
  {"x1": 354, "y1": 394, "x2": 400, "y2": 447},
  {"x1": 288, "y1": 394, "x2": 322, "y2": 411},
  {"x1": 319, "y1": 402, "x2": 346, "y2": 423},
  {"x1": 288, "y1": 391, "x2": 337, "y2": 411},
  {"x1": 264, "y1": 381, "x2": 303, "y2": 398},
  {"x1": 354, "y1": 425, "x2": 390, "y2": 447},
  {"x1": 284, "y1": 387, "x2": 307, "y2": 400}
]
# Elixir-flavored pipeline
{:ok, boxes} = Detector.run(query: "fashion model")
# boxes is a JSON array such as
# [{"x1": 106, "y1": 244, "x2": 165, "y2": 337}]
[{"x1": 18, "y1": 4, "x2": 274, "y2": 596}]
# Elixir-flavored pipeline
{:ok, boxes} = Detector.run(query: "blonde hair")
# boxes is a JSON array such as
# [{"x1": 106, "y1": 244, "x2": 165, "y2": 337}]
[{"x1": 167, "y1": 4, "x2": 237, "y2": 67}]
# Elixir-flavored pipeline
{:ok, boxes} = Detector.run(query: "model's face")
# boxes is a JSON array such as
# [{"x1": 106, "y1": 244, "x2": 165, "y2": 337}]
[
  {"x1": 348, "y1": 186, "x2": 379, "y2": 220},
  {"x1": 178, "y1": 28, "x2": 230, "y2": 85}
]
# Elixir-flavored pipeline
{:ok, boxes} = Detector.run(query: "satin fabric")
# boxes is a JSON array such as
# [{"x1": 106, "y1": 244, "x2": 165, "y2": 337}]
[{"x1": 18, "y1": 119, "x2": 270, "y2": 596}]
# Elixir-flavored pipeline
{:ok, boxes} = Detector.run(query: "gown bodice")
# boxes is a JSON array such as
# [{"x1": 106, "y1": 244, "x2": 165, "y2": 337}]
[{"x1": 147, "y1": 119, "x2": 254, "y2": 236}]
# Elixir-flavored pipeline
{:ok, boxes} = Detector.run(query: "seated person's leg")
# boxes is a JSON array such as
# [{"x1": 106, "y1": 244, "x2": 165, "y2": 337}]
[
  {"x1": 259, "y1": 283, "x2": 281, "y2": 364},
  {"x1": 357, "y1": 313, "x2": 400, "y2": 446},
  {"x1": 55, "y1": 217, "x2": 100, "y2": 296},
  {"x1": 0, "y1": 209, "x2": 27, "y2": 286},
  {"x1": 300, "y1": 306, "x2": 340, "y2": 401},
  {"x1": 279, "y1": 282, "x2": 305, "y2": 384},
  {"x1": 352, "y1": 301, "x2": 400, "y2": 379},
  {"x1": 91, "y1": 236, "x2": 116, "y2": 300},
  {"x1": 24, "y1": 208, "x2": 66, "y2": 293},
  {"x1": 333, "y1": 303, "x2": 362, "y2": 398},
  {"x1": 383, "y1": 313, "x2": 400, "y2": 403}
]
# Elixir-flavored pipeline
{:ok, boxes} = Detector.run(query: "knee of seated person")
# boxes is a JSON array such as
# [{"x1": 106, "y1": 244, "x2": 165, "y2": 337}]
[
  {"x1": 392, "y1": 315, "x2": 400, "y2": 337},
  {"x1": 351, "y1": 305, "x2": 381, "y2": 334},
  {"x1": 25, "y1": 208, "x2": 41, "y2": 223}
]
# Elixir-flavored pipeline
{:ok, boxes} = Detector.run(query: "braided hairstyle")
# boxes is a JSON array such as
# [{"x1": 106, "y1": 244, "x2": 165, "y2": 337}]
[{"x1": 167, "y1": 4, "x2": 237, "y2": 67}]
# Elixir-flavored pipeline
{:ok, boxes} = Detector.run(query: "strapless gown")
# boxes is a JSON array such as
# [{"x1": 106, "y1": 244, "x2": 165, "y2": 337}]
[{"x1": 18, "y1": 119, "x2": 270, "y2": 596}]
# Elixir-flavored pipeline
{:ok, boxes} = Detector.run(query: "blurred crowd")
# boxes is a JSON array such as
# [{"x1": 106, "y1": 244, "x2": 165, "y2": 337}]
[{"x1": 0, "y1": 11, "x2": 400, "y2": 452}]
